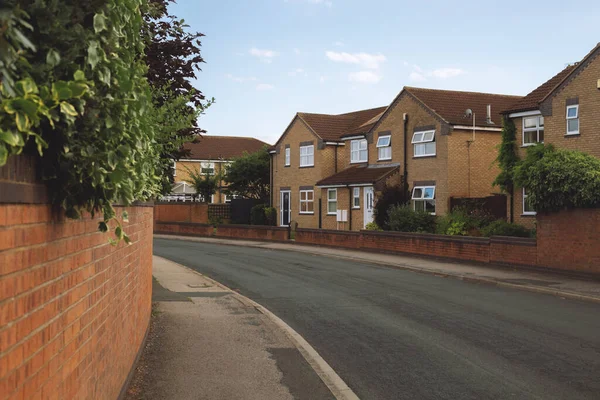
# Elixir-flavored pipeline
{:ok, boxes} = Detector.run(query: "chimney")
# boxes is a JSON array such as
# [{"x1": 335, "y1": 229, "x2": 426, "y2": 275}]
[{"x1": 486, "y1": 104, "x2": 493, "y2": 124}]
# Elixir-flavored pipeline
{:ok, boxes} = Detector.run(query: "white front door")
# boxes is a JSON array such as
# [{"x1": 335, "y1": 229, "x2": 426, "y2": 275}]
[{"x1": 364, "y1": 187, "x2": 374, "y2": 228}]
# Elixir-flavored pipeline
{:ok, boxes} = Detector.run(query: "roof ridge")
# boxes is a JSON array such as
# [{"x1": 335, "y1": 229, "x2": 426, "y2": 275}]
[
  {"x1": 298, "y1": 105, "x2": 387, "y2": 118},
  {"x1": 200, "y1": 135, "x2": 266, "y2": 140},
  {"x1": 405, "y1": 86, "x2": 522, "y2": 98}
]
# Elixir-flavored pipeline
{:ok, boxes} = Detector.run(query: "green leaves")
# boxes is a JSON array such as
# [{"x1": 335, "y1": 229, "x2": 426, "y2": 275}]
[
  {"x1": 87, "y1": 41, "x2": 101, "y2": 70},
  {"x1": 93, "y1": 12, "x2": 107, "y2": 33},
  {"x1": 60, "y1": 102, "x2": 78, "y2": 117},
  {"x1": 46, "y1": 49, "x2": 61, "y2": 68}
]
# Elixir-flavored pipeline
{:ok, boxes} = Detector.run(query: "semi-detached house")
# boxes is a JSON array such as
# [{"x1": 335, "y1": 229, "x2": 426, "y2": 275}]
[
  {"x1": 503, "y1": 42, "x2": 600, "y2": 227},
  {"x1": 270, "y1": 87, "x2": 521, "y2": 230}
]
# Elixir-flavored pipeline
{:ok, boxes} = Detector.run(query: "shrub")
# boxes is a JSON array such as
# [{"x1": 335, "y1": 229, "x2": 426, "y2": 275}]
[
  {"x1": 364, "y1": 222, "x2": 382, "y2": 231},
  {"x1": 387, "y1": 205, "x2": 436, "y2": 233},
  {"x1": 480, "y1": 220, "x2": 533, "y2": 238},
  {"x1": 264, "y1": 207, "x2": 277, "y2": 226},
  {"x1": 436, "y1": 207, "x2": 496, "y2": 236},
  {"x1": 514, "y1": 144, "x2": 600, "y2": 212},
  {"x1": 250, "y1": 204, "x2": 267, "y2": 225},
  {"x1": 374, "y1": 184, "x2": 409, "y2": 230}
]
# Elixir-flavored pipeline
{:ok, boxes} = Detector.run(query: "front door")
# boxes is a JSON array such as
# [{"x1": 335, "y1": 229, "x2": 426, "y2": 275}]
[
  {"x1": 364, "y1": 187, "x2": 374, "y2": 228},
  {"x1": 280, "y1": 191, "x2": 291, "y2": 226}
]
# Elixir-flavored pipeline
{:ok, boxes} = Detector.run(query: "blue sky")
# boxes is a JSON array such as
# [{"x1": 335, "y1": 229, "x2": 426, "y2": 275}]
[{"x1": 170, "y1": 0, "x2": 600, "y2": 144}]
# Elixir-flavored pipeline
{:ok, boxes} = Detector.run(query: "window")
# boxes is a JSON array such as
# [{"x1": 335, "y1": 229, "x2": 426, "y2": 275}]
[
  {"x1": 224, "y1": 194, "x2": 239, "y2": 203},
  {"x1": 285, "y1": 147, "x2": 291, "y2": 166},
  {"x1": 172, "y1": 161, "x2": 177, "y2": 177},
  {"x1": 523, "y1": 188, "x2": 536, "y2": 215},
  {"x1": 566, "y1": 105, "x2": 579, "y2": 135},
  {"x1": 300, "y1": 145, "x2": 314, "y2": 167},
  {"x1": 201, "y1": 162, "x2": 215, "y2": 175},
  {"x1": 377, "y1": 135, "x2": 391, "y2": 160},
  {"x1": 412, "y1": 130, "x2": 436, "y2": 157},
  {"x1": 412, "y1": 186, "x2": 436, "y2": 214},
  {"x1": 353, "y1": 187, "x2": 360, "y2": 208},
  {"x1": 523, "y1": 116, "x2": 544, "y2": 145},
  {"x1": 350, "y1": 139, "x2": 368, "y2": 163},
  {"x1": 327, "y1": 189, "x2": 337, "y2": 214},
  {"x1": 299, "y1": 190, "x2": 314, "y2": 214}
]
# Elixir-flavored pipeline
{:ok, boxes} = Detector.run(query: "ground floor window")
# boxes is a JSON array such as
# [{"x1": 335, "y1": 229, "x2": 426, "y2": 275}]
[
  {"x1": 353, "y1": 187, "x2": 360, "y2": 208},
  {"x1": 523, "y1": 188, "x2": 536, "y2": 215},
  {"x1": 412, "y1": 186, "x2": 436, "y2": 214},
  {"x1": 300, "y1": 190, "x2": 314, "y2": 214},
  {"x1": 327, "y1": 189, "x2": 337, "y2": 214}
]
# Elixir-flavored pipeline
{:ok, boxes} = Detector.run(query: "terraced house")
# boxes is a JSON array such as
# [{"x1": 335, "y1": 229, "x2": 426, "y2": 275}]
[
  {"x1": 270, "y1": 87, "x2": 521, "y2": 230},
  {"x1": 171, "y1": 135, "x2": 269, "y2": 203},
  {"x1": 503, "y1": 42, "x2": 600, "y2": 228}
]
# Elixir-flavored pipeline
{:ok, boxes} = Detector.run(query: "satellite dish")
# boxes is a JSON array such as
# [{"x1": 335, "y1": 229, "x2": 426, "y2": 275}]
[{"x1": 465, "y1": 108, "x2": 473, "y2": 118}]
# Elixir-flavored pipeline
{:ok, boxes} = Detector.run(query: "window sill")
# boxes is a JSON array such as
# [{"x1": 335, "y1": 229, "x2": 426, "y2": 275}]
[
  {"x1": 299, "y1": 165, "x2": 315, "y2": 168},
  {"x1": 565, "y1": 133, "x2": 580, "y2": 137},
  {"x1": 413, "y1": 155, "x2": 436, "y2": 159},
  {"x1": 521, "y1": 213, "x2": 537, "y2": 217},
  {"x1": 521, "y1": 143, "x2": 542, "y2": 148},
  {"x1": 299, "y1": 212, "x2": 314, "y2": 215},
  {"x1": 377, "y1": 158, "x2": 392, "y2": 162},
  {"x1": 352, "y1": 207, "x2": 360, "y2": 210},
  {"x1": 284, "y1": 165, "x2": 290, "y2": 167},
  {"x1": 326, "y1": 213, "x2": 337, "y2": 216},
  {"x1": 350, "y1": 161, "x2": 368, "y2": 164}
]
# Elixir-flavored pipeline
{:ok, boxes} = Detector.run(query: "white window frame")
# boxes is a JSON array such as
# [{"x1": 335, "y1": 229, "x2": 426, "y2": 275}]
[
  {"x1": 201, "y1": 161, "x2": 215, "y2": 175},
  {"x1": 299, "y1": 145, "x2": 314, "y2": 167},
  {"x1": 299, "y1": 190, "x2": 314, "y2": 214},
  {"x1": 327, "y1": 189, "x2": 337, "y2": 215},
  {"x1": 285, "y1": 147, "x2": 291, "y2": 166},
  {"x1": 412, "y1": 186, "x2": 436, "y2": 215},
  {"x1": 376, "y1": 135, "x2": 392, "y2": 161},
  {"x1": 566, "y1": 105, "x2": 579, "y2": 135},
  {"x1": 350, "y1": 139, "x2": 368, "y2": 163},
  {"x1": 352, "y1": 187, "x2": 360, "y2": 209},
  {"x1": 522, "y1": 188, "x2": 536, "y2": 215},
  {"x1": 172, "y1": 161, "x2": 177, "y2": 177},
  {"x1": 522, "y1": 116, "x2": 544, "y2": 146},
  {"x1": 412, "y1": 130, "x2": 436, "y2": 157}
]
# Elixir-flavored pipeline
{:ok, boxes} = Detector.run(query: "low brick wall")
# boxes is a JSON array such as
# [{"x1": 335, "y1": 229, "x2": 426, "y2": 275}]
[
  {"x1": 361, "y1": 231, "x2": 491, "y2": 263},
  {"x1": 154, "y1": 202, "x2": 209, "y2": 227},
  {"x1": 295, "y1": 228, "x2": 361, "y2": 249},
  {"x1": 217, "y1": 224, "x2": 289, "y2": 242},
  {"x1": 154, "y1": 221, "x2": 214, "y2": 237},
  {"x1": 490, "y1": 236, "x2": 537, "y2": 267},
  {"x1": 0, "y1": 204, "x2": 153, "y2": 399}
]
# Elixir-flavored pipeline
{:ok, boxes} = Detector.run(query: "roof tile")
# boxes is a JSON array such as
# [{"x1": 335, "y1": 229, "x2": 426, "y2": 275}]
[
  {"x1": 316, "y1": 164, "x2": 399, "y2": 186},
  {"x1": 182, "y1": 136, "x2": 269, "y2": 160},
  {"x1": 298, "y1": 106, "x2": 387, "y2": 141}
]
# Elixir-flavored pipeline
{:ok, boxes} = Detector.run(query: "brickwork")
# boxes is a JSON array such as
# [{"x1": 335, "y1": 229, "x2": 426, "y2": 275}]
[
  {"x1": 320, "y1": 188, "x2": 352, "y2": 230},
  {"x1": 154, "y1": 221, "x2": 214, "y2": 237},
  {"x1": 154, "y1": 203, "x2": 209, "y2": 227},
  {"x1": 216, "y1": 225, "x2": 289, "y2": 242},
  {"x1": 489, "y1": 236, "x2": 537, "y2": 266},
  {"x1": 0, "y1": 204, "x2": 153, "y2": 400},
  {"x1": 295, "y1": 229, "x2": 361, "y2": 249}
]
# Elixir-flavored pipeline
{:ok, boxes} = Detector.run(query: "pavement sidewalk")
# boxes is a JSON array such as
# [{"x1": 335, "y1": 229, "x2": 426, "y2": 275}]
[
  {"x1": 125, "y1": 256, "x2": 336, "y2": 400},
  {"x1": 154, "y1": 234, "x2": 600, "y2": 303}
]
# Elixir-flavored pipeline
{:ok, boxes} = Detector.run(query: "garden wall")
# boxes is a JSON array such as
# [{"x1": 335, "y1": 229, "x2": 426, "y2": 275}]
[
  {"x1": 0, "y1": 156, "x2": 154, "y2": 399},
  {"x1": 154, "y1": 202, "x2": 209, "y2": 227}
]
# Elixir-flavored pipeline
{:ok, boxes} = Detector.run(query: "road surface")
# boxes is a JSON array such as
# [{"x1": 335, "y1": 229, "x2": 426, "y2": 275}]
[{"x1": 154, "y1": 238, "x2": 600, "y2": 400}]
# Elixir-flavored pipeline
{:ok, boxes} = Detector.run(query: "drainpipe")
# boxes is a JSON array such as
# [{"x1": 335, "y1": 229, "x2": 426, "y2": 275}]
[
  {"x1": 403, "y1": 113, "x2": 409, "y2": 194},
  {"x1": 348, "y1": 187, "x2": 352, "y2": 231},
  {"x1": 334, "y1": 145, "x2": 338, "y2": 173},
  {"x1": 269, "y1": 154, "x2": 274, "y2": 207}
]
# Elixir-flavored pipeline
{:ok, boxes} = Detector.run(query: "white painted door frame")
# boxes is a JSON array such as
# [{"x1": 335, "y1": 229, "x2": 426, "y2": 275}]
[
  {"x1": 280, "y1": 190, "x2": 291, "y2": 226},
  {"x1": 363, "y1": 186, "x2": 374, "y2": 228}
]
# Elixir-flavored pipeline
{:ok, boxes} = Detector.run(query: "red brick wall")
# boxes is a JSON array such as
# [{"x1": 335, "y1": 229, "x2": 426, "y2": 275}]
[
  {"x1": 153, "y1": 203, "x2": 209, "y2": 226},
  {"x1": 295, "y1": 229, "x2": 361, "y2": 249},
  {"x1": 490, "y1": 236, "x2": 537, "y2": 266},
  {"x1": 154, "y1": 221, "x2": 214, "y2": 237},
  {"x1": 537, "y1": 209, "x2": 600, "y2": 274},
  {"x1": 0, "y1": 204, "x2": 153, "y2": 400},
  {"x1": 216, "y1": 225, "x2": 289, "y2": 242}
]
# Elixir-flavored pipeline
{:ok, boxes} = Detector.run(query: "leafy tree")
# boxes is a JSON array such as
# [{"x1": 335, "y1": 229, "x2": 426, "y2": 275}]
[
  {"x1": 493, "y1": 117, "x2": 519, "y2": 194},
  {"x1": 373, "y1": 184, "x2": 409, "y2": 230},
  {"x1": 224, "y1": 147, "x2": 270, "y2": 201},
  {"x1": 514, "y1": 144, "x2": 600, "y2": 212},
  {"x1": 184, "y1": 165, "x2": 220, "y2": 203}
]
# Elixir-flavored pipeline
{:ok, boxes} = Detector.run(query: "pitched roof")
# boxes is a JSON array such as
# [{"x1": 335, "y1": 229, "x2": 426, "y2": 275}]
[
  {"x1": 404, "y1": 87, "x2": 522, "y2": 127},
  {"x1": 503, "y1": 65, "x2": 576, "y2": 114},
  {"x1": 182, "y1": 135, "x2": 269, "y2": 160},
  {"x1": 316, "y1": 164, "x2": 399, "y2": 187},
  {"x1": 298, "y1": 106, "x2": 388, "y2": 141}
]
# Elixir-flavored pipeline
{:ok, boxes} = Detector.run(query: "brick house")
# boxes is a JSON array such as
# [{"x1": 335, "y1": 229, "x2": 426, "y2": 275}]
[
  {"x1": 269, "y1": 107, "x2": 387, "y2": 228},
  {"x1": 171, "y1": 135, "x2": 269, "y2": 203},
  {"x1": 315, "y1": 87, "x2": 521, "y2": 230},
  {"x1": 503, "y1": 43, "x2": 600, "y2": 228}
]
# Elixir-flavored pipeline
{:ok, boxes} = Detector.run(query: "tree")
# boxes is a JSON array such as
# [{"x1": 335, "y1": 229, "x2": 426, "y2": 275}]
[
  {"x1": 373, "y1": 184, "x2": 409, "y2": 230},
  {"x1": 224, "y1": 147, "x2": 270, "y2": 201},
  {"x1": 493, "y1": 116, "x2": 519, "y2": 221},
  {"x1": 184, "y1": 166, "x2": 220, "y2": 203}
]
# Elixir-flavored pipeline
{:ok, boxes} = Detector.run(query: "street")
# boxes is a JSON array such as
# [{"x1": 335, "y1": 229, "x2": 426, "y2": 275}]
[{"x1": 154, "y1": 238, "x2": 600, "y2": 400}]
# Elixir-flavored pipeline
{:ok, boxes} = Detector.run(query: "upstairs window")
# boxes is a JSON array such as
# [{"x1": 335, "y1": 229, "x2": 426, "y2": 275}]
[
  {"x1": 376, "y1": 135, "x2": 392, "y2": 160},
  {"x1": 523, "y1": 116, "x2": 544, "y2": 145},
  {"x1": 566, "y1": 105, "x2": 579, "y2": 135},
  {"x1": 350, "y1": 139, "x2": 368, "y2": 163},
  {"x1": 412, "y1": 186, "x2": 436, "y2": 214},
  {"x1": 201, "y1": 162, "x2": 215, "y2": 175},
  {"x1": 285, "y1": 147, "x2": 291, "y2": 166},
  {"x1": 412, "y1": 130, "x2": 436, "y2": 157},
  {"x1": 299, "y1": 145, "x2": 314, "y2": 167},
  {"x1": 353, "y1": 187, "x2": 360, "y2": 208}
]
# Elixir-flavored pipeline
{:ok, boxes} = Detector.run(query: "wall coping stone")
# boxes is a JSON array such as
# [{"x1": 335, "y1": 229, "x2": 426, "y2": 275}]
[{"x1": 360, "y1": 230, "x2": 491, "y2": 245}]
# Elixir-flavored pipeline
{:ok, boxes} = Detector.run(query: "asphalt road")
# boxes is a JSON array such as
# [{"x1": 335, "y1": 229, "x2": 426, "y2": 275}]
[{"x1": 154, "y1": 238, "x2": 600, "y2": 400}]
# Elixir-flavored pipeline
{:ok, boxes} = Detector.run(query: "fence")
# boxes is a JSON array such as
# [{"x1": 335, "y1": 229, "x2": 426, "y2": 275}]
[{"x1": 449, "y1": 194, "x2": 507, "y2": 220}]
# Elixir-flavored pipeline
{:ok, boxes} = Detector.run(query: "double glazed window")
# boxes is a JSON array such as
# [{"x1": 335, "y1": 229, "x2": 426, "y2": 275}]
[
  {"x1": 376, "y1": 135, "x2": 391, "y2": 160},
  {"x1": 353, "y1": 187, "x2": 360, "y2": 208},
  {"x1": 201, "y1": 162, "x2": 215, "y2": 175},
  {"x1": 412, "y1": 186, "x2": 436, "y2": 214},
  {"x1": 350, "y1": 139, "x2": 368, "y2": 163},
  {"x1": 327, "y1": 189, "x2": 337, "y2": 214},
  {"x1": 300, "y1": 145, "x2": 314, "y2": 167},
  {"x1": 299, "y1": 190, "x2": 314, "y2": 214},
  {"x1": 566, "y1": 105, "x2": 579, "y2": 135},
  {"x1": 523, "y1": 116, "x2": 544, "y2": 145},
  {"x1": 412, "y1": 130, "x2": 436, "y2": 157},
  {"x1": 523, "y1": 188, "x2": 536, "y2": 215},
  {"x1": 285, "y1": 147, "x2": 291, "y2": 166}
]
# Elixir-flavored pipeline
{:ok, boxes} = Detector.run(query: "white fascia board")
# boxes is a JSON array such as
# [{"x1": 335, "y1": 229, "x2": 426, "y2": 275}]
[
  {"x1": 315, "y1": 184, "x2": 348, "y2": 188},
  {"x1": 508, "y1": 110, "x2": 541, "y2": 118},
  {"x1": 325, "y1": 142, "x2": 345, "y2": 146}
]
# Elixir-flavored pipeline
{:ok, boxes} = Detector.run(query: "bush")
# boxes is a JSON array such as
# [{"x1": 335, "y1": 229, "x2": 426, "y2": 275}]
[
  {"x1": 480, "y1": 220, "x2": 533, "y2": 238},
  {"x1": 387, "y1": 205, "x2": 436, "y2": 233},
  {"x1": 374, "y1": 184, "x2": 410, "y2": 230},
  {"x1": 436, "y1": 207, "x2": 496, "y2": 236},
  {"x1": 250, "y1": 204, "x2": 267, "y2": 225},
  {"x1": 514, "y1": 144, "x2": 600, "y2": 212},
  {"x1": 264, "y1": 207, "x2": 277, "y2": 226},
  {"x1": 364, "y1": 222, "x2": 382, "y2": 231}
]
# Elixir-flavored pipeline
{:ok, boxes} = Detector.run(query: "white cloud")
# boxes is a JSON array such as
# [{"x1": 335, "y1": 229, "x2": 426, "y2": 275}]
[
  {"x1": 348, "y1": 71, "x2": 381, "y2": 84},
  {"x1": 249, "y1": 47, "x2": 277, "y2": 63},
  {"x1": 409, "y1": 72, "x2": 427, "y2": 82},
  {"x1": 288, "y1": 68, "x2": 306, "y2": 77},
  {"x1": 430, "y1": 68, "x2": 465, "y2": 79},
  {"x1": 226, "y1": 74, "x2": 257, "y2": 83},
  {"x1": 326, "y1": 51, "x2": 387, "y2": 69},
  {"x1": 256, "y1": 83, "x2": 275, "y2": 91}
]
